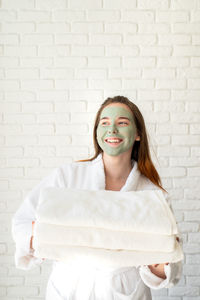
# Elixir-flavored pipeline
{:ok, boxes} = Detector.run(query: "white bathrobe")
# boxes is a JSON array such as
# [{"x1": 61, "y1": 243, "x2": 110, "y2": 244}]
[{"x1": 12, "y1": 153, "x2": 183, "y2": 300}]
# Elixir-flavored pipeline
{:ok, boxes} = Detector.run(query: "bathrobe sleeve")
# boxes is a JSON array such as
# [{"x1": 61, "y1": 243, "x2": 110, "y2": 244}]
[
  {"x1": 139, "y1": 190, "x2": 183, "y2": 289},
  {"x1": 12, "y1": 167, "x2": 65, "y2": 270}
]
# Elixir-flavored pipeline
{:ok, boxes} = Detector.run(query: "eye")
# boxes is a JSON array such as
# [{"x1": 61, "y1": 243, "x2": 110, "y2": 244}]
[
  {"x1": 101, "y1": 121, "x2": 109, "y2": 125},
  {"x1": 118, "y1": 121, "x2": 128, "y2": 125}
]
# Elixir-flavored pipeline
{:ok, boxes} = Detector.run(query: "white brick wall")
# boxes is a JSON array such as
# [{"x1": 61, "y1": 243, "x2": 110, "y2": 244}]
[{"x1": 0, "y1": 0, "x2": 200, "y2": 299}]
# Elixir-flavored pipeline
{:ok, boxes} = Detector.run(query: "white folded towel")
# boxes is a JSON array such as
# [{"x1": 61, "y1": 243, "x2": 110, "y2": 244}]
[{"x1": 33, "y1": 188, "x2": 184, "y2": 267}]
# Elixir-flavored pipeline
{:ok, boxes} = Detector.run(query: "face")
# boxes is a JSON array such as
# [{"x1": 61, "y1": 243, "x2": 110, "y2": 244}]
[{"x1": 96, "y1": 104, "x2": 139, "y2": 156}]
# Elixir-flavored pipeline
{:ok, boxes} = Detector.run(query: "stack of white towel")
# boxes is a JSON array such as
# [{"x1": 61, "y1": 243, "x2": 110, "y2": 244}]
[{"x1": 33, "y1": 188, "x2": 184, "y2": 268}]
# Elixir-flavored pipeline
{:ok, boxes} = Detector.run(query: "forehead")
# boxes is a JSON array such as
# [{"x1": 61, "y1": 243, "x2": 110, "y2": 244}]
[{"x1": 100, "y1": 104, "x2": 133, "y2": 119}]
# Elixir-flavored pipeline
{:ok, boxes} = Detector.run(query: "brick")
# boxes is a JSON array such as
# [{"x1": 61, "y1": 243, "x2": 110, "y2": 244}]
[
  {"x1": 0, "y1": 147, "x2": 23, "y2": 157},
  {"x1": 154, "y1": 101, "x2": 184, "y2": 112},
  {"x1": 0, "y1": 168, "x2": 23, "y2": 177},
  {"x1": 173, "y1": 46, "x2": 200, "y2": 57},
  {"x1": 191, "y1": 147, "x2": 200, "y2": 156},
  {"x1": 0, "y1": 102, "x2": 21, "y2": 113},
  {"x1": 68, "y1": 0, "x2": 101, "y2": 8},
  {"x1": 187, "y1": 255, "x2": 200, "y2": 264},
  {"x1": 7, "y1": 158, "x2": 39, "y2": 168},
  {"x1": 72, "y1": 135, "x2": 92, "y2": 145},
  {"x1": 22, "y1": 102, "x2": 53, "y2": 113},
  {"x1": 122, "y1": 11, "x2": 154, "y2": 22},
  {"x1": 184, "y1": 243, "x2": 200, "y2": 253},
  {"x1": 188, "y1": 233, "x2": 200, "y2": 243},
  {"x1": 37, "y1": 91, "x2": 68, "y2": 102},
  {"x1": 141, "y1": 46, "x2": 172, "y2": 56},
  {"x1": 0, "y1": 125, "x2": 22, "y2": 135},
  {"x1": 90, "y1": 34, "x2": 122, "y2": 45},
  {"x1": 6, "y1": 136, "x2": 37, "y2": 146},
  {"x1": 106, "y1": 46, "x2": 138, "y2": 56},
  {"x1": 170, "y1": 157, "x2": 200, "y2": 167},
  {"x1": 160, "y1": 167, "x2": 186, "y2": 177},
  {"x1": 185, "y1": 187, "x2": 200, "y2": 200},
  {"x1": 157, "y1": 57, "x2": 189, "y2": 67},
  {"x1": 72, "y1": 45, "x2": 104, "y2": 56},
  {"x1": 53, "y1": 10, "x2": 85, "y2": 21},
  {"x1": 173, "y1": 23, "x2": 200, "y2": 33},
  {"x1": 172, "y1": 90, "x2": 200, "y2": 101},
  {"x1": 89, "y1": 79, "x2": 121, "y2": 89},
  {"x1": 188, "y1": 79, "x2": 200, "y2": 89},
  {"x1": 156, "y1": 11, "x2": 189, "y2": 22},
  {"x1": 38, "y1": 45, "x2": 70, "y2": 57},
  {"x1": 139, "y1": 23, "x2": 170, "y2": 34},
  {"x1": 76, "y1": 68, "x2": 106, "y2": 79},
  {"x1": 138, "y1": 90, "x2": 170, "y2": 100},
  {"x1": 40, "y1": 157, "x2": 73, "y2": 167},
  {"x1": 41, "y1": 68, "x2": 74, "y2": 79},
  {"x1": 190, "y1": 124, "x2": 200, "y2": 134},
  {"x1": 0, "y1": 277, "x2": 24, "y2": 286},
  {"x1": 177, "y1": 68, "x2": 200, "y2": 78},
  {"x1": 143, "y1": 68, "x2": 175, "y2": 79},
  {"x1": 55, "y1": 101, "x2": 86, "y2": 112},
  {"x1": 191, "y1": 57, "x2": 200, "y2": 66},
  {"x1": 105, "y1": 23, "x2": 137, "y2": 33},
  {"x1": 55, "y1": 57, "x2": 87, "y2": 67},
  {"x1": 171, "y1": 0, "x2": 199, "y2": 9},
  {"x1": 191, "y1": 11, "x2": 200, "y2": 22},
  {"x1": 183, "y1": 265, "x2": 200, "y2": 276},
  {"x1": 109, "y1": 68, "x2": 141, "y2": 78},
  {"x1": 36, "y1": 23, "x2": 70, "y2": 33},
  {"x1": 0, "y1": 34, "x2": 19, "y2": 44},
  {"x1": 5, "y1": 91, "x2": 35, "y2": 102},
  {"x1": 72, "y1": 22, "x2": 103, "y2": 33},
  {"x1": 55, "y1": 34, "x2": 88, "y2": 45},
  {"x1": 57, "y1": 146, "x2": 88, "y2": 156},
  {"x1": 35, "y1": 0, "x2": 66, "y2": 9},
  {"x1": 4, "y1": 113, "x2": 35, "y2": 124},
  {"x1": 7, "y1": 286, "x2": 39, "y2": 297},
  {"x1": 4, "y1": 46, "x2": 37, "y2": 56},
  {"x1": 1, "y1": 0, "x2": 34, "y2": 9},
  {"x1": 2, "y1": 22, "x2": 34, "y2": 33},
  {"x1": 158, "y1": 146, "x2": 189, "y2": 157},
  {"x1": 192, "y1": 35, "x2": 200, "y2": 45},
  {"x1": 24, "y1": 146, "x2": 55, "y2": 157},
  {"x1": 55, "y1": 124, "x2": 88, "y2": 134},
  {"x1": 157, "y1": 124, "x2": 188, "y2": 135},
  {"x1": 156, "y1": 79, "x2": 186, "y2": 89},
  {"x1": 173, "y1": 201, "x2": 200, "y2": 210},
  {"x1": 5, "y1": 68, "x2": 39, "y2": 79},
  {"x1": 169, "y1": 286, "x2": 199, "y2": 296},
  {"x1": 20, "y1": 58, "x2": 53, "y2": 67},
  {"x1": 103, "y1": 0, "x2": 136, "y2": 8},
  {"x1": 21, "y1": 80, "x2": 53, "y2": 90},
  {"x1": 123, "y1": 57, "x2": 156, "y2": 67},
  {"x1": 172, "y1": 135, "x2": 200, "y2": 145},
  {"x1": 158, "y1": 34, "x2": 191, "y2": 45},
  {"x1": 137, "y1": 0, "x2": 168, "y2": 9},
  {"x1": 37, "y1": 113, "x2": 69, "y2": 124},
  {"x1": 87, "y1": 10, "x2": 120, "y2": 21},
  {"x1": 188, "y1": 167, "x2": 200, "y2": 177},
  {"x1": 0, "y1": 10, "x2": 17, "y2": 21},
  {"x1": 125, "y1": 34, "x2": 157, "y2": 45},
  {"x1": 21, "y1": 34, "x2": 53, "y2": 45},
  {"x1": 18, "y1": 10, "x2": 51, "y2": 21},
  {"x1": 69, "y1": 90, "x2": 103, "y2": 101},
  {"x1": 0, "y1": 57, "x2": 18, "y2": 67},
  {"x1": 71, "y1": 112, "x2": 94, "y2": 123},
  {"x1": 88, "y1": 57, "x2": 120, "y2": 67},
  {"x1": 0, "y1": 80, "x2": 20, "y2": 90},
  {"x1": 171, "y1": 112, "x2": 200, "y2": 123},
  {"x1": 38, "y1": 135, "x2": 71, "y2": 146},
  {"x1": 179, "y1": 222, "x2": 199, "y2": 233},
  {"x1": 174, "y1": 178, "x2": 200, "y2": 189},
  {"x1": 55, "y1": 79, "x2": 87, "y2": 89},
  {"x1": 22, "y1": 125, "x2": 54, "y2": 135},
  {"x1": 123, "y1": 79, "x2": 154, "y2": 89}
]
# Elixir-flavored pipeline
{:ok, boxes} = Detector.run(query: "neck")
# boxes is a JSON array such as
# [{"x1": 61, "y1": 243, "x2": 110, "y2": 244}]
[{"x1": 102, "y1": 151, "x2": 133, "y2": 181}]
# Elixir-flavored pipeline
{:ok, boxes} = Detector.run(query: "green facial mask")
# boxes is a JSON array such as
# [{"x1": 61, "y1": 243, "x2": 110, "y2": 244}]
[{"x1": 96, "y1": 106, "x2": 137, "y2": 156}]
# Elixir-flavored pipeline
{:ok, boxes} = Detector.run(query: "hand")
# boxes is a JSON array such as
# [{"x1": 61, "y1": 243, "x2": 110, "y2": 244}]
[
  {"x1": 148, "y1": 262, "x2": 169, "y2": 279},
  {"x1": 30, "y1": 221, "x2": 35, "y2": 250}
]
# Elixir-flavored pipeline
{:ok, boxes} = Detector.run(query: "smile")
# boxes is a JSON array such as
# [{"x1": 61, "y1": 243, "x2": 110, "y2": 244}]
[{"x1": 104, "y1": 138, "x2": 123, "y2": 145}]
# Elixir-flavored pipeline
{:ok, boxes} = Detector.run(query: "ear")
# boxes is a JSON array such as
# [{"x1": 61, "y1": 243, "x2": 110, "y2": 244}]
[{"x1": 135, "y1": 136, "x2": 140, "y2": 141}]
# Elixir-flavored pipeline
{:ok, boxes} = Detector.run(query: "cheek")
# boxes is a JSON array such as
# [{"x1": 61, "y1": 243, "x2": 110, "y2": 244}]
[{"x1": 119, "y1": 126, "x2": 136, "y2": 138}]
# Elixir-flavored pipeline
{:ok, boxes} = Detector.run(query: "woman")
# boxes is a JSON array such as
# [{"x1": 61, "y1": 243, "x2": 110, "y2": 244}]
[{"x1": 12, "y1": 95, "x2": 182, "y2": 300}]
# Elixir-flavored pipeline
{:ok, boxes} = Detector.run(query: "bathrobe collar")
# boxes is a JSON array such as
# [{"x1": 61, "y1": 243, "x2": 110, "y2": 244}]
[{"x1": 92, "y1": 152, "x2": 141, "y2": 192}]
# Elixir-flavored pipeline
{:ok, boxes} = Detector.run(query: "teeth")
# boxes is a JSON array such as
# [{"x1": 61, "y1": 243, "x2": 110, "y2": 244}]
[{"x1": 106, "y1": 139, "x2": 122, "y2": 143}]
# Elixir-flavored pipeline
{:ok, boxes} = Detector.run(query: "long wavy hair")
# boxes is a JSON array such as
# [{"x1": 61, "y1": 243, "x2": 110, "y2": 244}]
[{"x1": 77, "y1": 95, "x2": 167, "y2": 193}]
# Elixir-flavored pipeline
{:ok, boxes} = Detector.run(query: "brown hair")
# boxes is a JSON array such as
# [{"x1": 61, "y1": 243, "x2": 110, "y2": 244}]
[{"x1": 77, "y1": 95, "x2": 167, "y2": 193}]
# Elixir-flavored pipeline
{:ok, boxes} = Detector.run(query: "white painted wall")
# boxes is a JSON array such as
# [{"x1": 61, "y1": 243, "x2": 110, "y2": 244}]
[{"x1": 1, "y1": 0, "x2": 200, "y2": 299}]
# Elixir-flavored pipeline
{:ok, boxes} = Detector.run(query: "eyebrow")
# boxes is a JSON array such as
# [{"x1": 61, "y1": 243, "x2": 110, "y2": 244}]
[{"x1": 100, "y1": 117, "x2": 130, "y2": 121}]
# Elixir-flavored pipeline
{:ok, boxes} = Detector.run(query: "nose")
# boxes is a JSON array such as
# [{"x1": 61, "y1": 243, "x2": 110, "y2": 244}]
[{"x1": 108, "y1": 125, "x2": 118, "y2": 134}]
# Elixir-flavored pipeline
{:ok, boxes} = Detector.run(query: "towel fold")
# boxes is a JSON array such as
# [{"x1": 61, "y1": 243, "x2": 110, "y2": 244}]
[
  {"x1": 33, "y1": 240, "x2": 183, "y2": 268},
  {"x1": 34, "y1": 222, "x2": 176, "y2": 252},
  {"x1": 33, "y1": 188, "x2": 184, "y2": 267}
]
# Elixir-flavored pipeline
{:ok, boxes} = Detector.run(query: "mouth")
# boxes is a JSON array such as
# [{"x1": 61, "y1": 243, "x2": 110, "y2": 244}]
[{"x1": 104, "y1": 138, "x2": 123, "y2": 146}]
